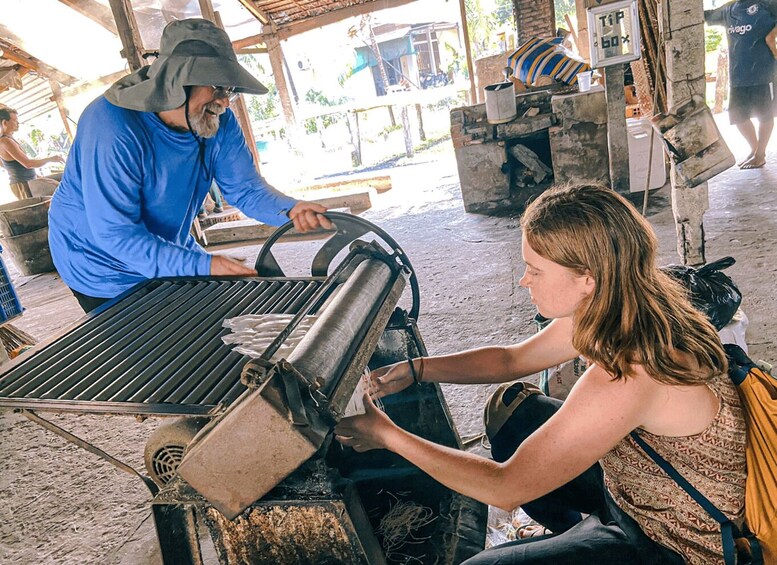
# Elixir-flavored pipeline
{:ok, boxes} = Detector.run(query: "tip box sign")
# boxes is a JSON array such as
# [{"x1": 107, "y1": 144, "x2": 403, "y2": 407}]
[{"x1": 586, "y1": 0, "x2": 641, "y2": 68}]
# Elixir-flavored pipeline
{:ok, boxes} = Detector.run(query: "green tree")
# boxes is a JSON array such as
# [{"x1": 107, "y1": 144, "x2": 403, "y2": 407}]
[
  {"x1": 465, "y1": 0, "x2": 515, "y2": 59},
  {"x1": 238, "y1": 54, "x2": 280, "y2": 122},
  {"x1": 555, "y1": 0, "x2": 576, "y2": 31},
  {"x1": 705, "y1": 27, "x2": 723, "y2": 53}
]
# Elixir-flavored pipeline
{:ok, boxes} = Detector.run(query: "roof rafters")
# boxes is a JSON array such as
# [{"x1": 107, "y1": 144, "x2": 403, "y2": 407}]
[
  {"x1": 57, "y1": 0, "x2": 118, "y2": 35},
  {"x1": 0, "y1": 26, "x2": 76, "y2": 86},
  {"x1": 272, "y1": 0, "x2": 419, "y2": 40},
  {"x1": 237, "y1": 0, "x2": 272, "y2": 25}
]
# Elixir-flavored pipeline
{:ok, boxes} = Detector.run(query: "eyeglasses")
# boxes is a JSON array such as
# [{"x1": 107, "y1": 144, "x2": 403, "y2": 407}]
[{"x1": 211, "y1": 86, "x2": 239, "y2": 102}]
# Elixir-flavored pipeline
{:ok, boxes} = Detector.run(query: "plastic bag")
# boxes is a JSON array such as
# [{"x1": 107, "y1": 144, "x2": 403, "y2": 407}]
[{"x1": 661, "y1": 256, "x2": 742, "y2": 330}]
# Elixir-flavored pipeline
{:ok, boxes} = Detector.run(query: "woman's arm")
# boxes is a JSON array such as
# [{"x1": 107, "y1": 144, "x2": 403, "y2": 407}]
[
  {"x1": 337, "y1": 364, "x2": 656, "y2": 511},
  {"x1": 371, "y1": 317, "x2": 579, "y2": 397},
  {"x1": 0, "y1": 138, "x2": 63, "y2": 169}
]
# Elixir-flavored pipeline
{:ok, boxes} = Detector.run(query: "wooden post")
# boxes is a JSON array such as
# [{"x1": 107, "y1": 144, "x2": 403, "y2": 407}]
[
  {"x1": 107, "y1": 0, "x2": 144, "y2": 72},
  {"x1": 457, "y1": 0, "x2": 477, "y2": 104},
  {"x1": 232, "y1": 95, "x2": 263, "y2": 173},
  {"x1": 265, "y1": 32, "x2": 297, "y2": 128},
  {"x1": 415, "y1": 103, "x2": 426, "y2": 142},
  {"x1": 604, "y1": 64, "x2": 630, "y2": 193},
  {"x1": 197, "y1": 6, "x2": 263, "y2": 173},
  {"x1": 574, "y1": 0, "x2": 591, "y2": 62},
  {"x1": 49, "y1": 80, "x2": 74, "y2": 141},
  {"x1": 401, "y1": 105, "x2": 413, "y2": 158}
]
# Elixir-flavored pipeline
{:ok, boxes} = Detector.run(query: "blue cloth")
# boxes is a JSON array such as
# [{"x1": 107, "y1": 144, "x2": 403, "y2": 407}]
[
  {"x1": 705, "y1": 1, "x2": 777, "y2": 87},
  {"x1": 507, "y1": 37, "x2": 590, "y2": 86},
  {"x1": 49, "y1": 96, "x2": 297, "y2": 298}
]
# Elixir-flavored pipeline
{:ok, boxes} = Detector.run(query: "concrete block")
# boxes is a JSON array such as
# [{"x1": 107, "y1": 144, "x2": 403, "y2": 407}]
[
  {"x1": 551, "y1": 87, "x2": 608, "y2": 125},
  {"x1": 665, "y1": 25, "x2": 705, "y2": 81},
  {"x1": 671, "y1": 178, "x2": 709, "y2": 265},
  {"x1": 549, "y1": 87, "x2": 610, "y2": 186},
  {"x1": 455, "y1": 143, "x2": 510, "y2": 211},
  {"x1": 667, "y1": 76, "x2": 706, "y2": 106},
  {"x1": 664, "y1": 1, "x2": 704, "y2": 31},
  {"x1": 496, "y1": 114, "x2": 553, "y2": 138}
]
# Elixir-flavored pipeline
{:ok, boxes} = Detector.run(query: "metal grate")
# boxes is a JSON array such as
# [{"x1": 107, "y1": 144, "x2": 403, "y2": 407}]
[{"x1": 0, "y1": 278, "x2": 325, "y2": 415}]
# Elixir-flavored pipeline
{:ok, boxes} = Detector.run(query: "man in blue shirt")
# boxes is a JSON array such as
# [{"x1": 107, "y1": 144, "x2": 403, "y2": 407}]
[
  {"x1": 705, "y1": 1, "x2": 777, "y2": 169},
  {"x1": 49, "y1": 19, "x2": 331, "y2": 312}
]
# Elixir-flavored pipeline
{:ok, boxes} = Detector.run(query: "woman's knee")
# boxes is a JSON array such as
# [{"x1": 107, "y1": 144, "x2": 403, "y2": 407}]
[{"x1": 484, "y1": 383, "x2": 562, "y2": 462}]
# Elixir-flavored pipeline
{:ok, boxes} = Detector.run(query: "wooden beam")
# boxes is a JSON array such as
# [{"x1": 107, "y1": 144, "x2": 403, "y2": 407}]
[
  {"x1": 274, "y1": 0, "x2": 418, "y2": 40},
  {"x1": 265, "y1": 33, "x2": 297, "y2": 126},
  {"x1": 0, "y1": 30, "x2": 77, "y2": 86},
  {"x1": 107, "y1": 0, "x2": 145, "y2": 72},
  {"x1": 198, "y1": 0, "x2": 217, "y2": 22},
  {"x1": 235, "y1": 47, "x2": 268, "y2": 55},
  {"x1": 201, "y1": 7, "x2": 264, "y2": 174},
  {"x1": 236, "y1": 0, "x2": 271, "y2": 25},
  {"x1": 457, "y1": 0, "x2": 477, "y2": 104},
  {"x1": 233, "y1": 33, "x2": 266, "y2": 50},
  {"x1": 49, "y1": 80, "x2": 74, "y2": 141},
  {"x1": 57, "y1": 0, "x2": 118, "y2": 35}
]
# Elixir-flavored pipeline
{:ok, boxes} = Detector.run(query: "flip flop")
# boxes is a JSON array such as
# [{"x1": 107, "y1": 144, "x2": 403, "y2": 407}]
[
  {"x1": 740, "y1": 156, "x2": 766, "y2": 169},
  {"x1": 516, "y1": 523, "x2": 552, "y2": 538}
]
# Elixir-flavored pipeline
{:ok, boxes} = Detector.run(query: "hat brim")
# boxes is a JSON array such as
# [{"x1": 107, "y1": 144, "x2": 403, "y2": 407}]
[
  {"x1": 184, "y1": 57, "x2": 268, "y2": 95},
  {"x1": 105, "y1": 55, "x2": 268, "y2": 113}
]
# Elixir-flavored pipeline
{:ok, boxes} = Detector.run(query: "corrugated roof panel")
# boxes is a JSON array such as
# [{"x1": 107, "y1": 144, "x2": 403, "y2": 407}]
[{"x1": 0, "y1": 73, "x2": 57, "y2": 122}]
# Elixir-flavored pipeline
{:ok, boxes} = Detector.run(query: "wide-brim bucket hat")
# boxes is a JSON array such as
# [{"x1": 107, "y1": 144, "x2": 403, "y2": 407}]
[{"x1": 105, "y1": 18, "x2": 267, "y2": 112}]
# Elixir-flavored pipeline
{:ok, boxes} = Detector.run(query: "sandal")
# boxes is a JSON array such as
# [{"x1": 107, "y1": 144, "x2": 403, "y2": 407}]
[{"x1": 516, "y1": 523, "x2": 552, "y2": 538}]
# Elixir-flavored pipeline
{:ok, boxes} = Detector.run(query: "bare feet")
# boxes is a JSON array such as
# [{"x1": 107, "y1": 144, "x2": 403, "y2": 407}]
[
  {"x1": 738, "y1": 152, "x2": 755, "y2": 167},
  {"x1": 740, "y1": 154, "x2": 766, "y2": 169}
]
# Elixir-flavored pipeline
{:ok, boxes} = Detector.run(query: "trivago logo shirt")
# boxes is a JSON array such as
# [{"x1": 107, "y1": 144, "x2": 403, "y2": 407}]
[{"x1": 705, "y1": 1, "x2": 777, "y2": 87}]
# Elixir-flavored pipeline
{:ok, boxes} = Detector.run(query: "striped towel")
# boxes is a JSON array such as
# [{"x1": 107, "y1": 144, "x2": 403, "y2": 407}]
[{"x1": 507, "y1": 37, "x2": 590, "y2": 86}]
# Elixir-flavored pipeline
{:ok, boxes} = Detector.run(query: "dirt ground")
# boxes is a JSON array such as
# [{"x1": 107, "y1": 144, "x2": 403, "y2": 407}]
[{"x1": 1, "y1": 117, "x2": 776, "y2": 564}]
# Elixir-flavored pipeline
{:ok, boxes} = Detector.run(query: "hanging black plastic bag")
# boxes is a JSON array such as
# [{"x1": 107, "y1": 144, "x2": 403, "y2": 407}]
[{"x1": 661, "y1": 256, "x2": 742, "y2": 330}]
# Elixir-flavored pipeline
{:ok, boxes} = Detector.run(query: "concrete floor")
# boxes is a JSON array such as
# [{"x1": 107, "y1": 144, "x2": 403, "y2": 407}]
[{"x1": 0, "y1": 115, "x2": 775, "y2": 564}]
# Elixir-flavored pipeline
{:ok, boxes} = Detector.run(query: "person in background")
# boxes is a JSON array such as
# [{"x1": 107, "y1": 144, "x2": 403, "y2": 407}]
[
  {"x1": 48, "y1": 18, "x2": 332, "y2": 313},
  {"x1": 336, "y1": 184, "x2": 746, "y2": 564},
  {"x1": 705, "y1": 1, "x2": 777, "y2": 169},
  {"x1": 0, "y1": 106, "x2": 65, "y2": 200}
]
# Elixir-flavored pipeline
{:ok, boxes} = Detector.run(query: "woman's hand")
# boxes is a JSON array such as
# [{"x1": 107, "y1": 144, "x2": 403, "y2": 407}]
[
  {"x1": 335, "y1": 394, "x2": 398, "y2": 452},
  {"x1": 370, "y1": 361, "x2": 416, "y2": 399}
]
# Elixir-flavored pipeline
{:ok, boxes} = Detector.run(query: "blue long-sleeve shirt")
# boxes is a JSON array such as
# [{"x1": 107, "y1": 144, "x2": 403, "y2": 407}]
[{"x1": 49, "y1": 96, "x2": 297, "y2": 298}]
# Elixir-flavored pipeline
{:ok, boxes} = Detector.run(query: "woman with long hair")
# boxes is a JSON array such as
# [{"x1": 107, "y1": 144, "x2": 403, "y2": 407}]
[{"x1": 335, "y1": 184, "x2": 745, "y2": 564}]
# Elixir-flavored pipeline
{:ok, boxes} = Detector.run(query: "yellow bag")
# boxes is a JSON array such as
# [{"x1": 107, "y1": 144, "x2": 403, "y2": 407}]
[{"x1": 726, "y1": 344, "x2": 777, "y2": 564}]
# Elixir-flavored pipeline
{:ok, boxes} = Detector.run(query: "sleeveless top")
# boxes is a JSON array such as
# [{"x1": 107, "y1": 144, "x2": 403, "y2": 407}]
[
  {"x1": 0, "y1": 135, "x2": 36, "y2": 184},
  {"x1": 601, "y1": 372, "x2": 747, "y2": 564}
]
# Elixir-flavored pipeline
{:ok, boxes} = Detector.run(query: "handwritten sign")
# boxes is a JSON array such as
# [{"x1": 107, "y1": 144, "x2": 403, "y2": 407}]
[{"x1": 586, "y1": 0, "x2": 641, "y2": 68}]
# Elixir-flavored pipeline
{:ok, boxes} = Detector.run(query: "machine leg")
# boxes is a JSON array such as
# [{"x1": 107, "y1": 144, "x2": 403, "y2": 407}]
[{"x1": 152, "y1": 504, "x2": 204, "y2": 565}]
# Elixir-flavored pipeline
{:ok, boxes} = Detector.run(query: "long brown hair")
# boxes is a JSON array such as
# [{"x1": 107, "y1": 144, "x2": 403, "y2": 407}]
[{"x1": 521, "y1": 184, "x2": 727, "y2": 384}]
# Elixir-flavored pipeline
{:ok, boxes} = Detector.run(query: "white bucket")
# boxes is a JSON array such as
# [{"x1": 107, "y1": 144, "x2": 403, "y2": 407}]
[
  {"x1": 577, "y1": 71, "x2": 592, "y2": 92},
  {"x1": 484, "y1": 82, "x2": 517, "y2": 124}
]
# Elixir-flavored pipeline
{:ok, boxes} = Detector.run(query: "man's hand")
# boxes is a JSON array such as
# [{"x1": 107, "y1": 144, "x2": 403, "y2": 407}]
[
  {"x1": 210, "y1": 255, "x2": 257, "y2": 276},
  {"x1": 288, "y1": 201, "x2": 334, "y2": 233},
  {"x1": 335, "y1": 394, "x2": 398, "y2": 452}
]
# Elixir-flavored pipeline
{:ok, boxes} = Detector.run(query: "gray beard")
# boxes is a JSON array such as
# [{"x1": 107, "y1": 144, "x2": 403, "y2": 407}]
[{"x1": 190, "y1": 102, "x2": 223, "y2": 138}]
